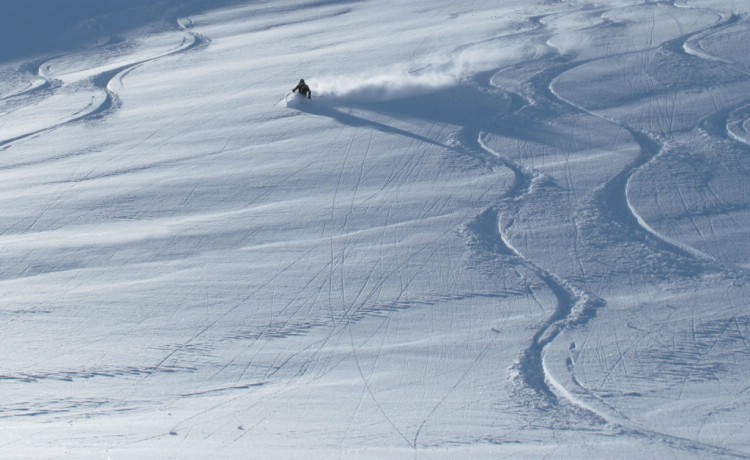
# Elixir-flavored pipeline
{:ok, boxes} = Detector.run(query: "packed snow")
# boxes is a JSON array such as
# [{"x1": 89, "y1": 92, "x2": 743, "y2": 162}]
[{"x1": 1, "y1": 0, "x2": 749, "y2": 458}]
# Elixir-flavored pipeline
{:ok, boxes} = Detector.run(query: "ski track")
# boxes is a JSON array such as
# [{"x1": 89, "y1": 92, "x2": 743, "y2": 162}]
[
  {"x1": 531, "y1": 5, "x2": 748, "y2": 458},
  {"x1": 3, "y1": 0, "x2": 750, "y2": 457},
  {"x1": 451, "y1": 1, "x2": 750, "y2": 456},
  {"x1": 0, "y1": 18, "x2": 207, "y2": 150},
  {"x1": 0, "y1": 59, "x2": 56, "y2": 101}
]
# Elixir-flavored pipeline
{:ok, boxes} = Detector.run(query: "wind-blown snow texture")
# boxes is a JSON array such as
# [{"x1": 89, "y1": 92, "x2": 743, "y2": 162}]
[{"x1": 1, "y1": 0, "x2": 749, "y2": 458}]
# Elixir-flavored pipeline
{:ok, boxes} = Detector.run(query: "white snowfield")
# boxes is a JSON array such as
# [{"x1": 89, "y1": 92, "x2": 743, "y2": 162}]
[{"x1": 1, "y1": 0, "x2": 749, "y2": 458}]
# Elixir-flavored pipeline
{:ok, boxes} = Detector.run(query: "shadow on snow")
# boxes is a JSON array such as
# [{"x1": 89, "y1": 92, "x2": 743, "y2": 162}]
[{"x1": 0, "y1": 0, "x2": 245, "y2": 63}]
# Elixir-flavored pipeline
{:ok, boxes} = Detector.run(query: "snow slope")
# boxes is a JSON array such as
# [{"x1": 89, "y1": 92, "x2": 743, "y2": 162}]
[{"x1": 1, "y1": 0, "x2": 749, "y2": 458}]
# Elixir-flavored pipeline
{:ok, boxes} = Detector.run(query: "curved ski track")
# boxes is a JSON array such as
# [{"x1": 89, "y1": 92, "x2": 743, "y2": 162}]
[
  {"x1": 454, "y1": 2, "x2": 750, "y2": 457},
  {"x1": 3, "y1": 1, "x2": 749, "y2": 456},
  {"x1": 0, "y1": 18, "x2": 209, "y2": 150}
]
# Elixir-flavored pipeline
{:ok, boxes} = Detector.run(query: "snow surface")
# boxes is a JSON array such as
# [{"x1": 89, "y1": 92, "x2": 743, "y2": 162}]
[{"x1": 1, "y1": 0, "x2": 749, "y2": 458}]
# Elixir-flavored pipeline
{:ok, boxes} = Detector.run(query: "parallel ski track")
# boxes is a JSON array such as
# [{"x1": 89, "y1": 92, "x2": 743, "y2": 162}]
[
  {"x1": 498, "y1": 3, "x2": 750, "y2": 457},
  {"x1": 0, "y1": 18, "x2": 208, "y2": 150}
]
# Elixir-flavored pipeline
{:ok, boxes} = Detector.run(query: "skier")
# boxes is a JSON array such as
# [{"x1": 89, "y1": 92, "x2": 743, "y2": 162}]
[{"x1": 292, "y1": 79, "x2": 312, "y2": 99}]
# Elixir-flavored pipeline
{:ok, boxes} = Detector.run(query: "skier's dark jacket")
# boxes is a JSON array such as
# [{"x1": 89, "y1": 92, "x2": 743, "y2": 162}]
[{"x1": 292, "y1": 79, "x2": 311, "y2": 98}]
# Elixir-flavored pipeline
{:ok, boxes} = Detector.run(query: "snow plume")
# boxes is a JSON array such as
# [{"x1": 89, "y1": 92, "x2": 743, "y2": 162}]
[
  {"x1": 311, "y1": 41, "x2": 540, "y2": 102},
  {"x1": 311, "y1": 65, "x2": 458, "y2": 102}
]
